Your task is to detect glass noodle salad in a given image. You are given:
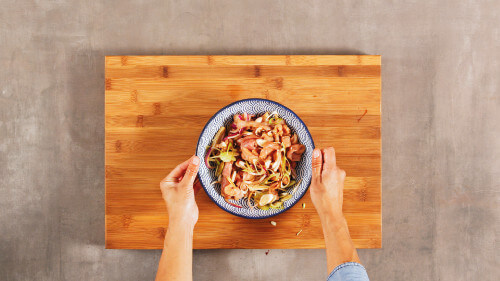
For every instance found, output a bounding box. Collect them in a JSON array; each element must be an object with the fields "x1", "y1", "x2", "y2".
[{"x1": 205, "y1": 112, "x2": 306, "y2": 210}]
